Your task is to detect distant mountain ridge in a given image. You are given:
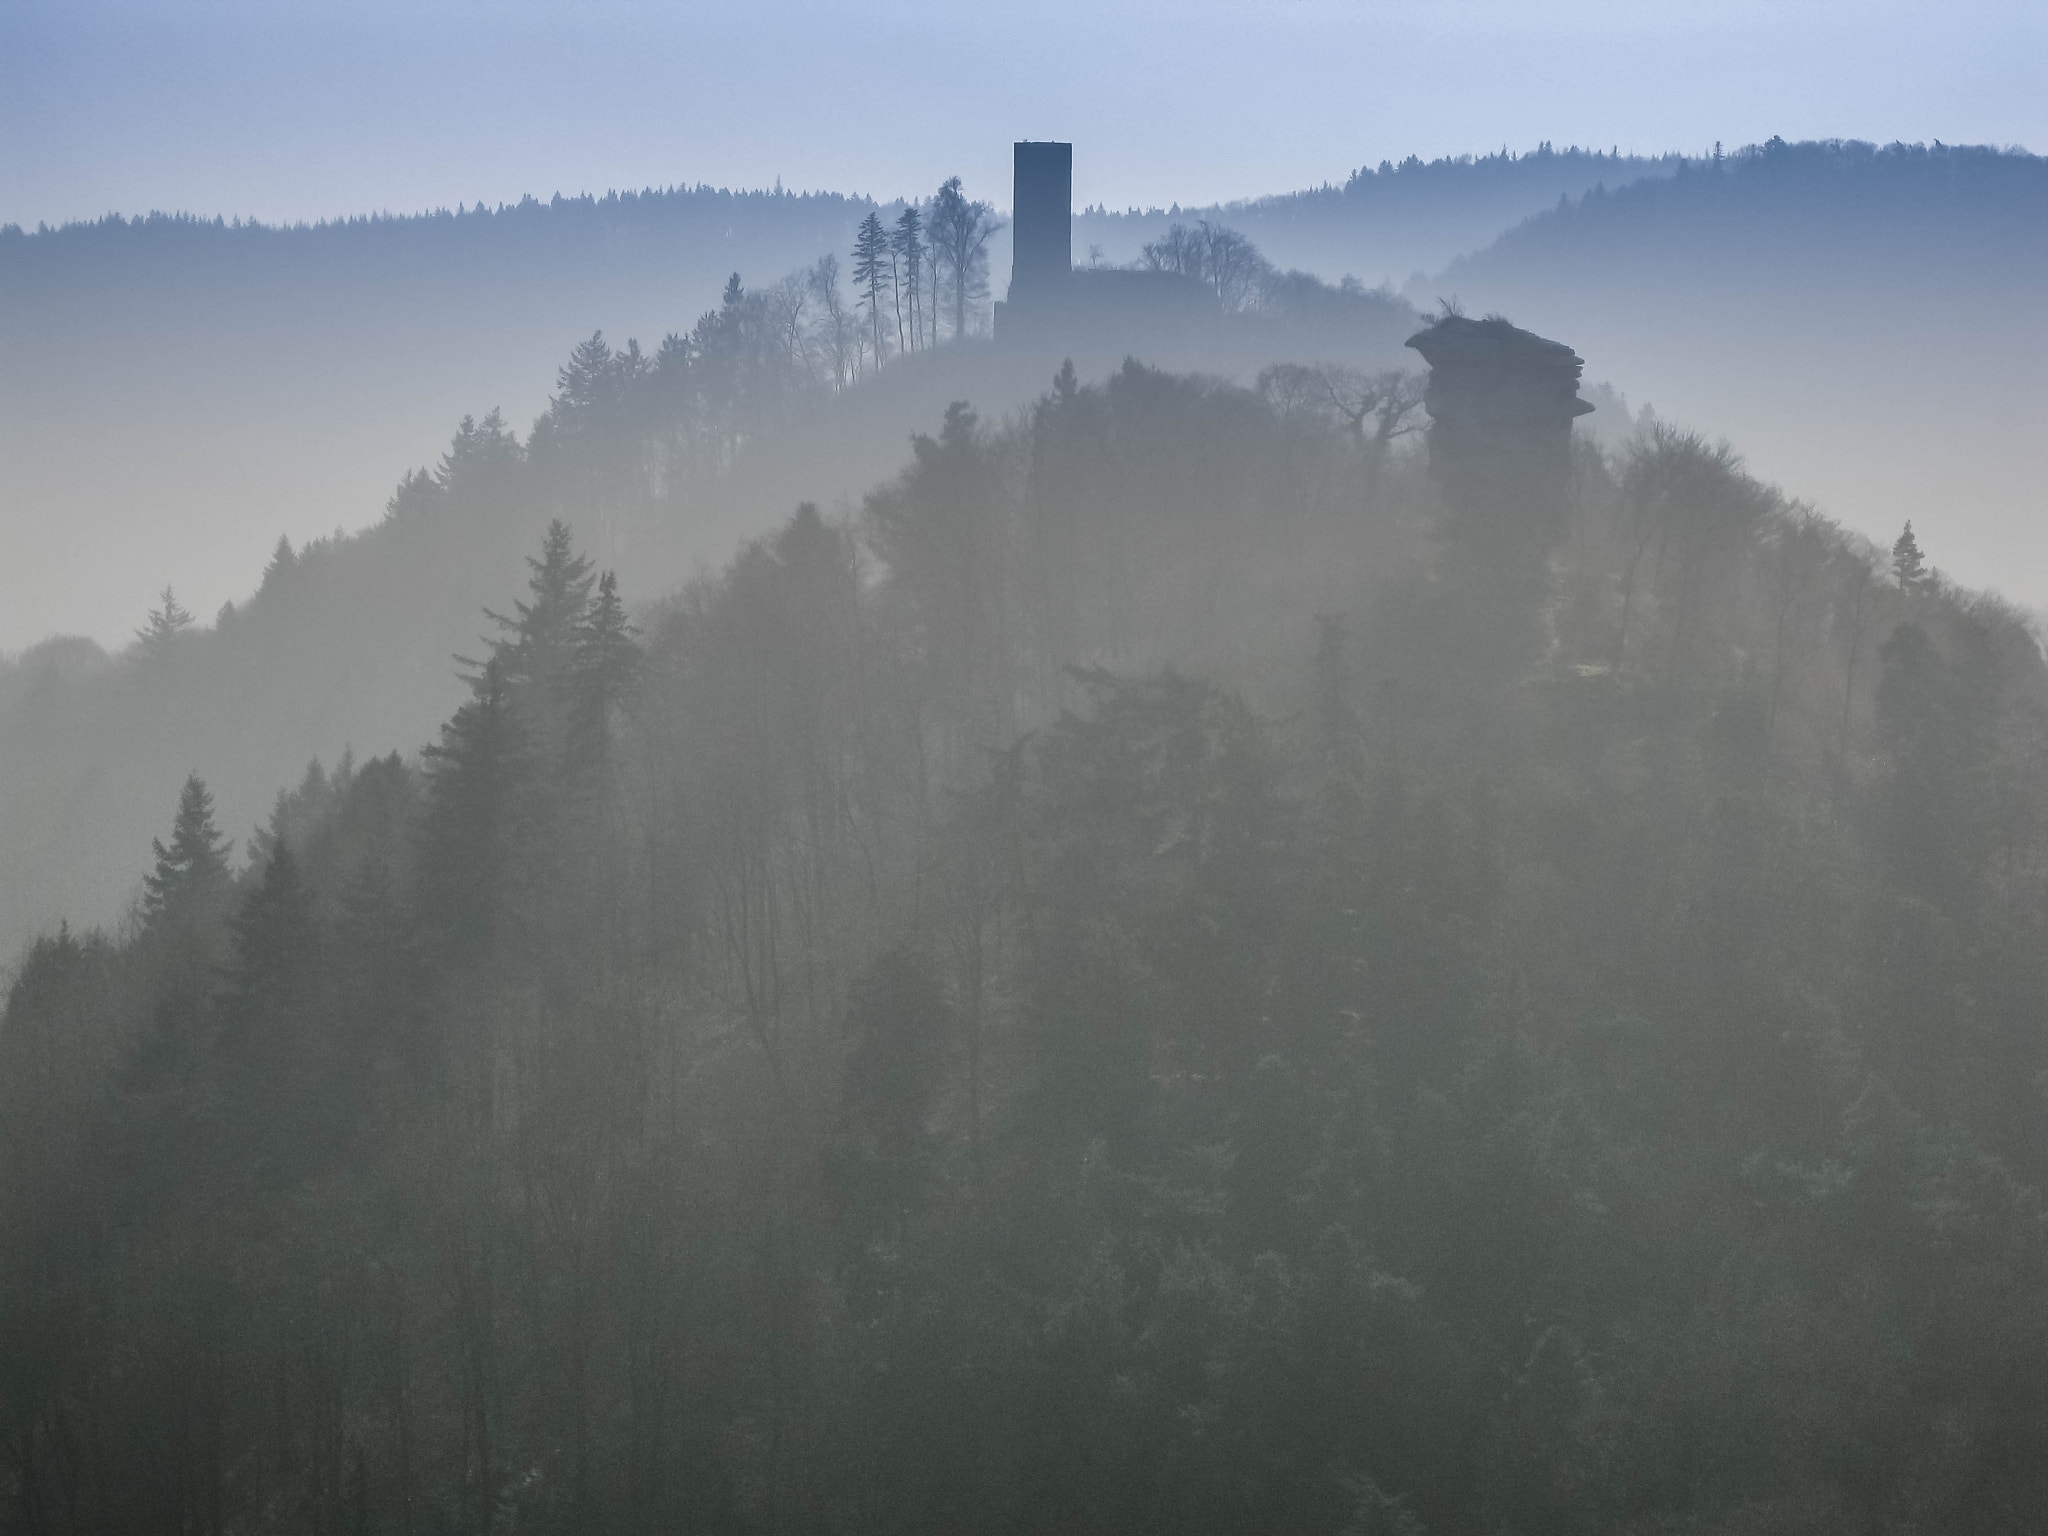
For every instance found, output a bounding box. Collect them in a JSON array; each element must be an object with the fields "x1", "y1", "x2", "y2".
[
  {"x1": 2, "y1": 183, "x2": 881, "y2": 290},
  {"x1": 1077, "y1": 143, "x2": 1687, "y2": 284},
  {"x1": 1430, "y1": 137, "x2": 2048, "y2": 605},
  {"x1": 4, "y1": 143, "x2": 1681, "y2": 285},
  {"x1": 1442, "y1": 138, "x2": 2045, "y2": 291}
]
